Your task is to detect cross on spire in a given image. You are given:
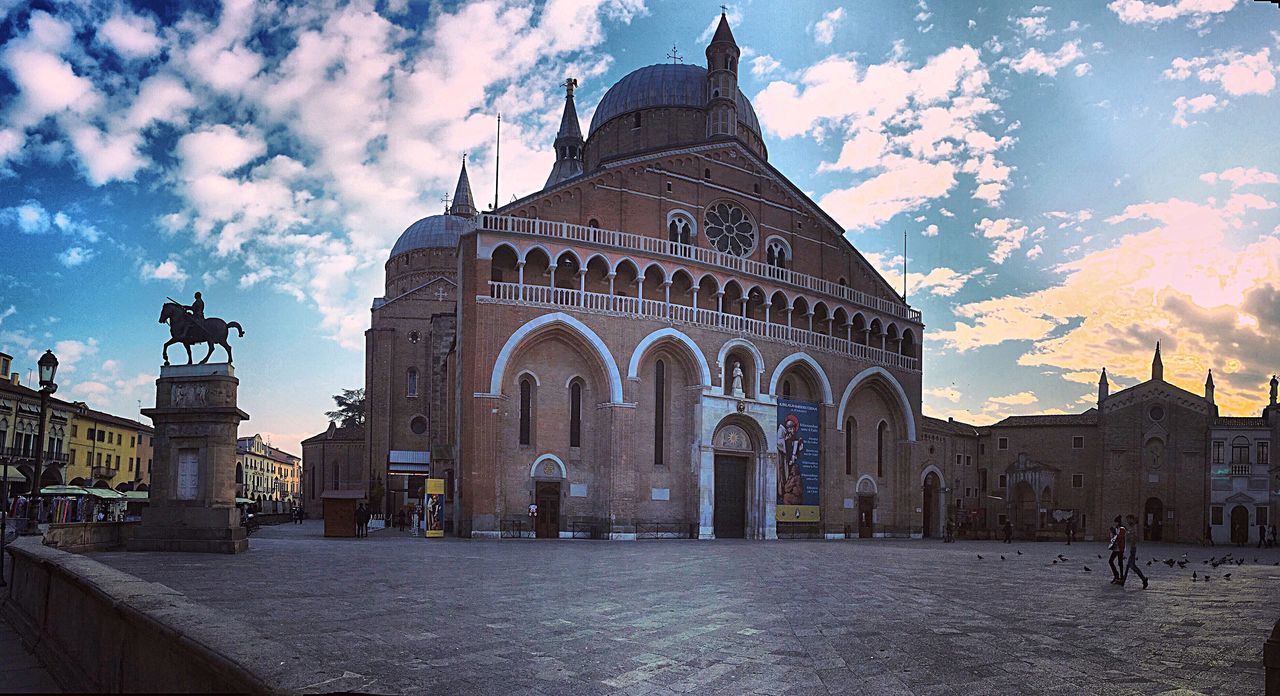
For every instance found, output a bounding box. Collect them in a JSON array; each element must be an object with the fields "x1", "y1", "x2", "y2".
[
  {"x1": 720, "y1": 4, "x2": 728, "y2": 14},
  {"x1": 441, "y1": 192, "x2": 451, "y2": 213},
  {"x1": 666, "y1": 44, "x2": 683, "y2": 64}
]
